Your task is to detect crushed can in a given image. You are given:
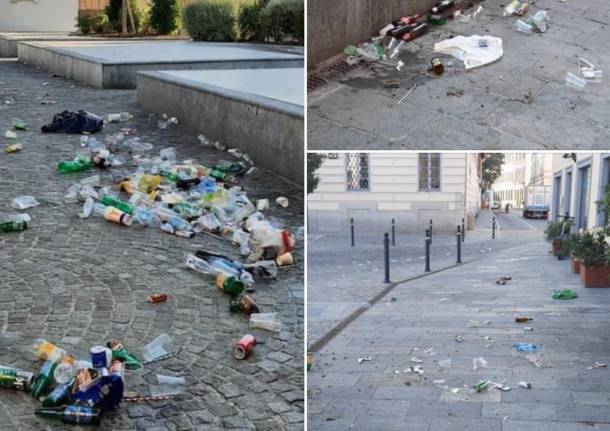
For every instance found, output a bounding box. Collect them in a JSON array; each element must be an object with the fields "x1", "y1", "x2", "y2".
[
  {"x1": 233, "y1": 335, "x2": 256, "y2": 360},
  {"x1": 6, "y1": 143, "x2": 23, "y2": 153}
]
